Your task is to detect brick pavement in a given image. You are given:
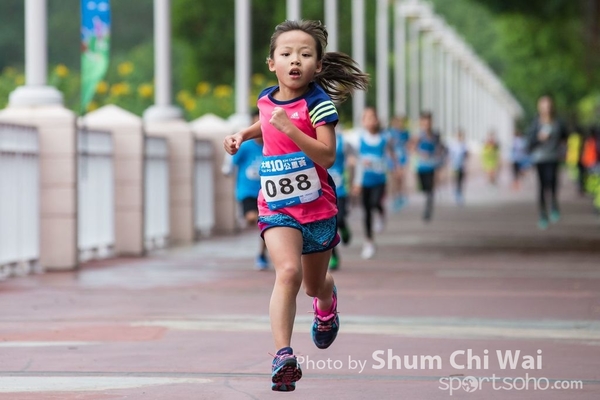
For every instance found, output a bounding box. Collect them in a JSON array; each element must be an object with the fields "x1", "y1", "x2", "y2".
[{"x1": 0, "y1": 170, "x2": 599, "y2": 399}]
